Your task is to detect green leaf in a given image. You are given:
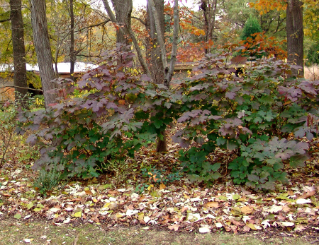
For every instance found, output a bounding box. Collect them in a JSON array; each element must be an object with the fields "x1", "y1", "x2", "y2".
[
  {"x1": 27, "y1": 203, "x2": 34, "y2": 210},
  {"x1": 290, "y1": 154, "x2": 308, "y2": 168},
  {"x1": 232, "y1": 194, "x2": 241, "y2": 200},
  {"x1": 153, "y1": 119, "x2": 163, "y2": 129},
  {"x1": 14, "y1": 213, "x2": 21, "y2": 219}
]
